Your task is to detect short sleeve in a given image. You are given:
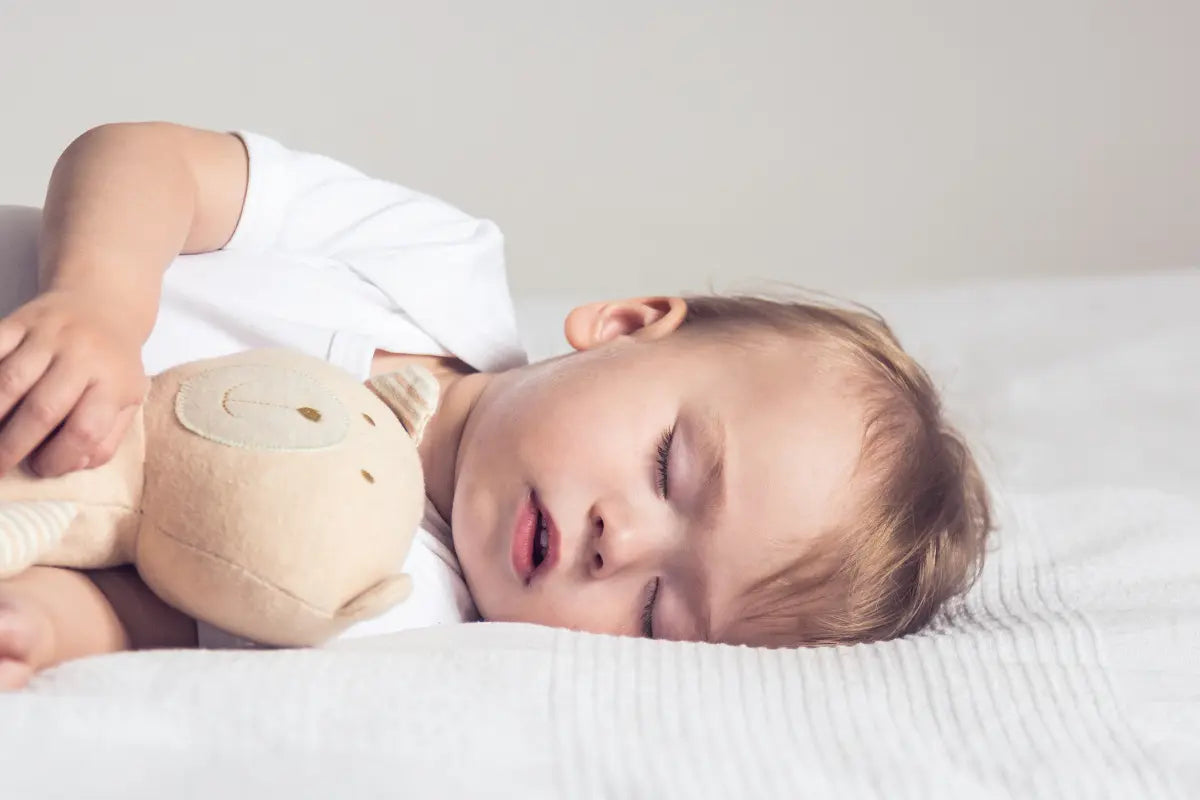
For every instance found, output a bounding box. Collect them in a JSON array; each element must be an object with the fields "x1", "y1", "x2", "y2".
[
  {"x1": 224, "y1": 131, "x2": 494, "y2": 259},
  {"x1": 222, "y1": 132, "x2": 295, "y2": 251},
  {"x1": 220, "y1": 132, "x2": 527, "y2": 373}
]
